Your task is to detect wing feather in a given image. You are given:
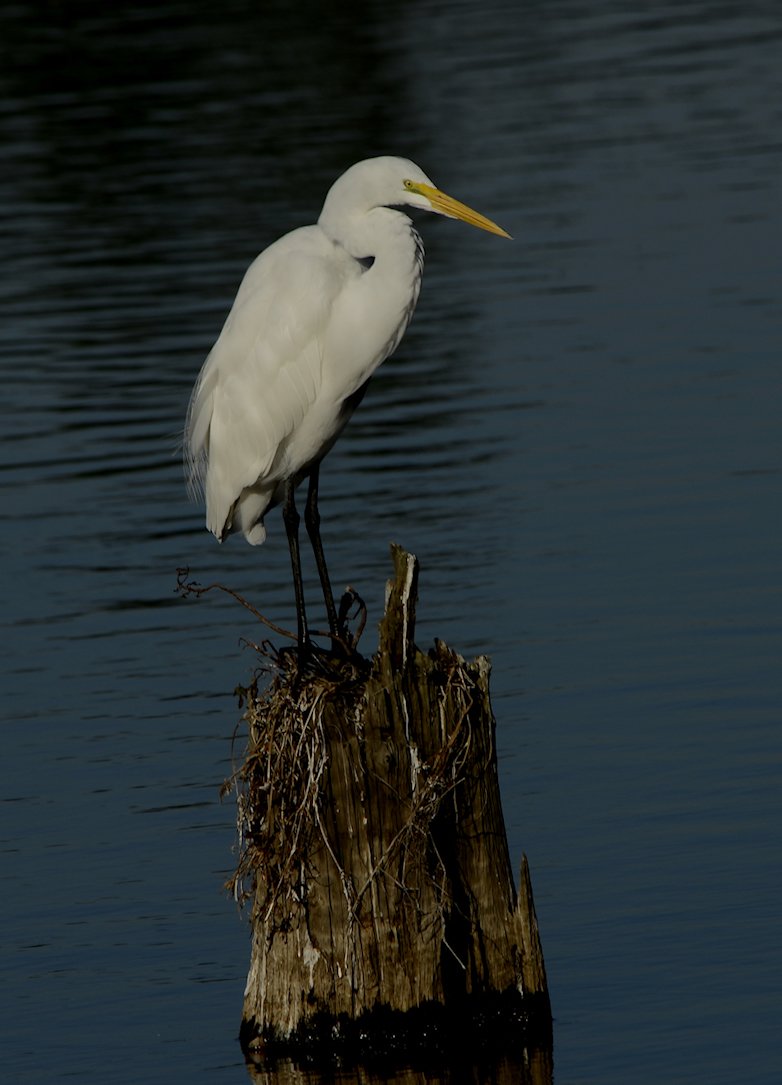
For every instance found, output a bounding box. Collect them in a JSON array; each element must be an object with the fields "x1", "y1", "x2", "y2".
[{"x1": 185, "y1": 226, "x2": 350, "y2": 539}]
